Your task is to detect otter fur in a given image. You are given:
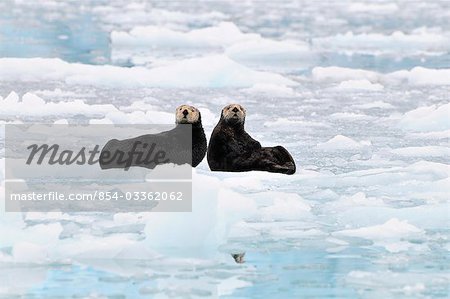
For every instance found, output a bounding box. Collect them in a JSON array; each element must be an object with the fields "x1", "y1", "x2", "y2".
[
  {"x1": 99, "y1": 105, "x2": 206, "y2": 170},
  {"x1": 207, "y1": 104, "x2": 295, "y2": 175}
]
